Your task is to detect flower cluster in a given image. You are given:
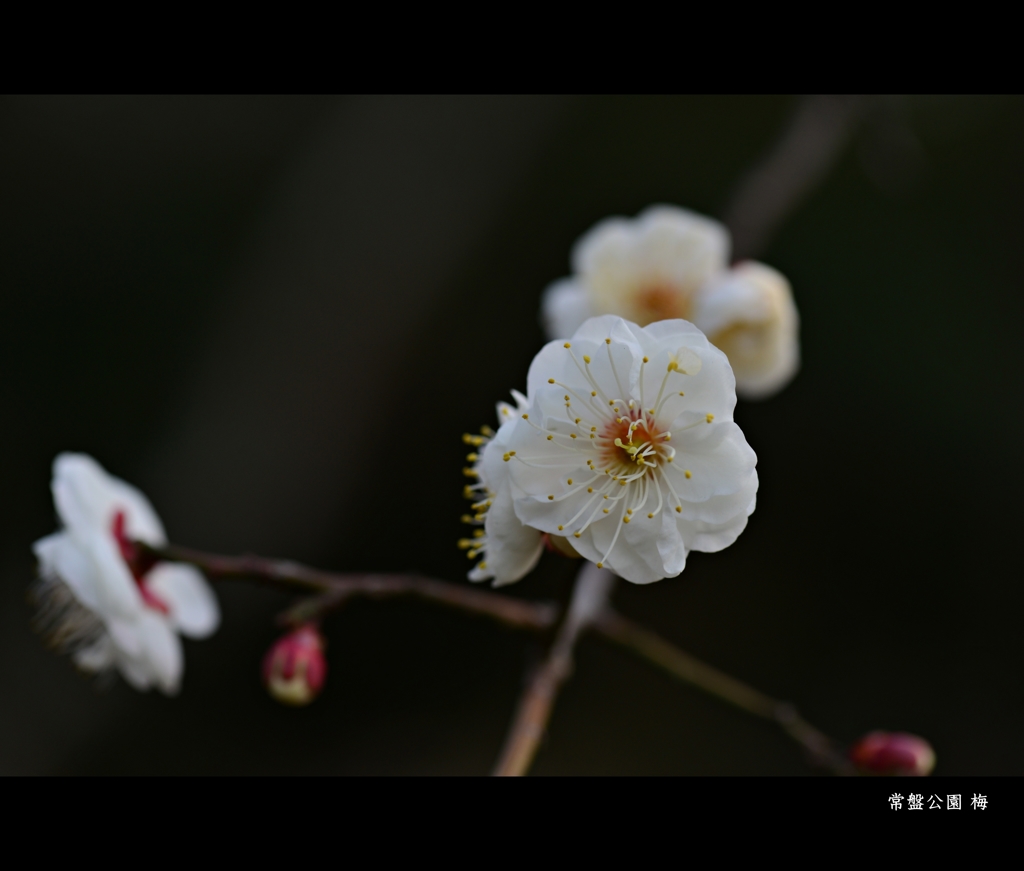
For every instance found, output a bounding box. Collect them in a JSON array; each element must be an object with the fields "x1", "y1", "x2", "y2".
[
  {"x1": 541, "y1": 205, "x2": 799, "y2": 399},
  {"x1": 32, "y1": 454, "x2": 219, "y2": 694},
  {"x1": 461, "y1": 315, "x2": 757, "y2": 586}
]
